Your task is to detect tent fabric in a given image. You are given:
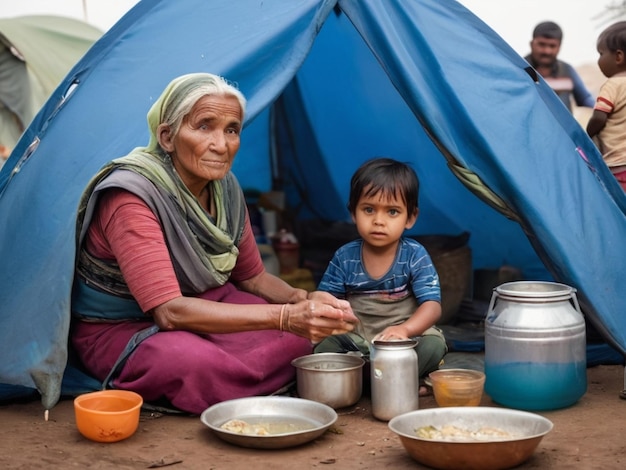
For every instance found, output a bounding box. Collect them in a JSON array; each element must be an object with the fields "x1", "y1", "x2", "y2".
[
  {"x1": 0, "y1": 0, "x2": 624, "y2": 410},
  {"x1": 0, "y1": 15, "x2": 101, "y2": 156}
]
